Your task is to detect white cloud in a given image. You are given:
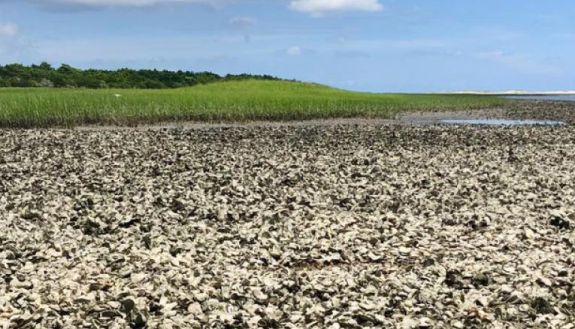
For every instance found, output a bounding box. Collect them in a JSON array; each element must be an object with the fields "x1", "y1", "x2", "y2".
[
  {"x1": 286, "y1": 46, "x2": 302, "y2": 56},
  {"x1": 27, "y1": 0, "x2": 384, "y2": 13},
  {"x1": 33, "y1": 0, "x2": 228, "y2": 8},
  {"x1": 0, "y1": 23, "x2": 19, "y2": 37},
  {"x1": 475, "y1": 50, "x2": 562, "y2": 76},
  {"x1": 289, "y1": 0, "x2": 383, "y2": 15},
  {"x1": 0, "y1": 23, "x2": 36, "y2": 63},
  {"x1": 6, "y1": 0, "x2": 384, "y2": 15},
  {"x1": 229, "y1": 17, "x2": 255, "y2": 29}
]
